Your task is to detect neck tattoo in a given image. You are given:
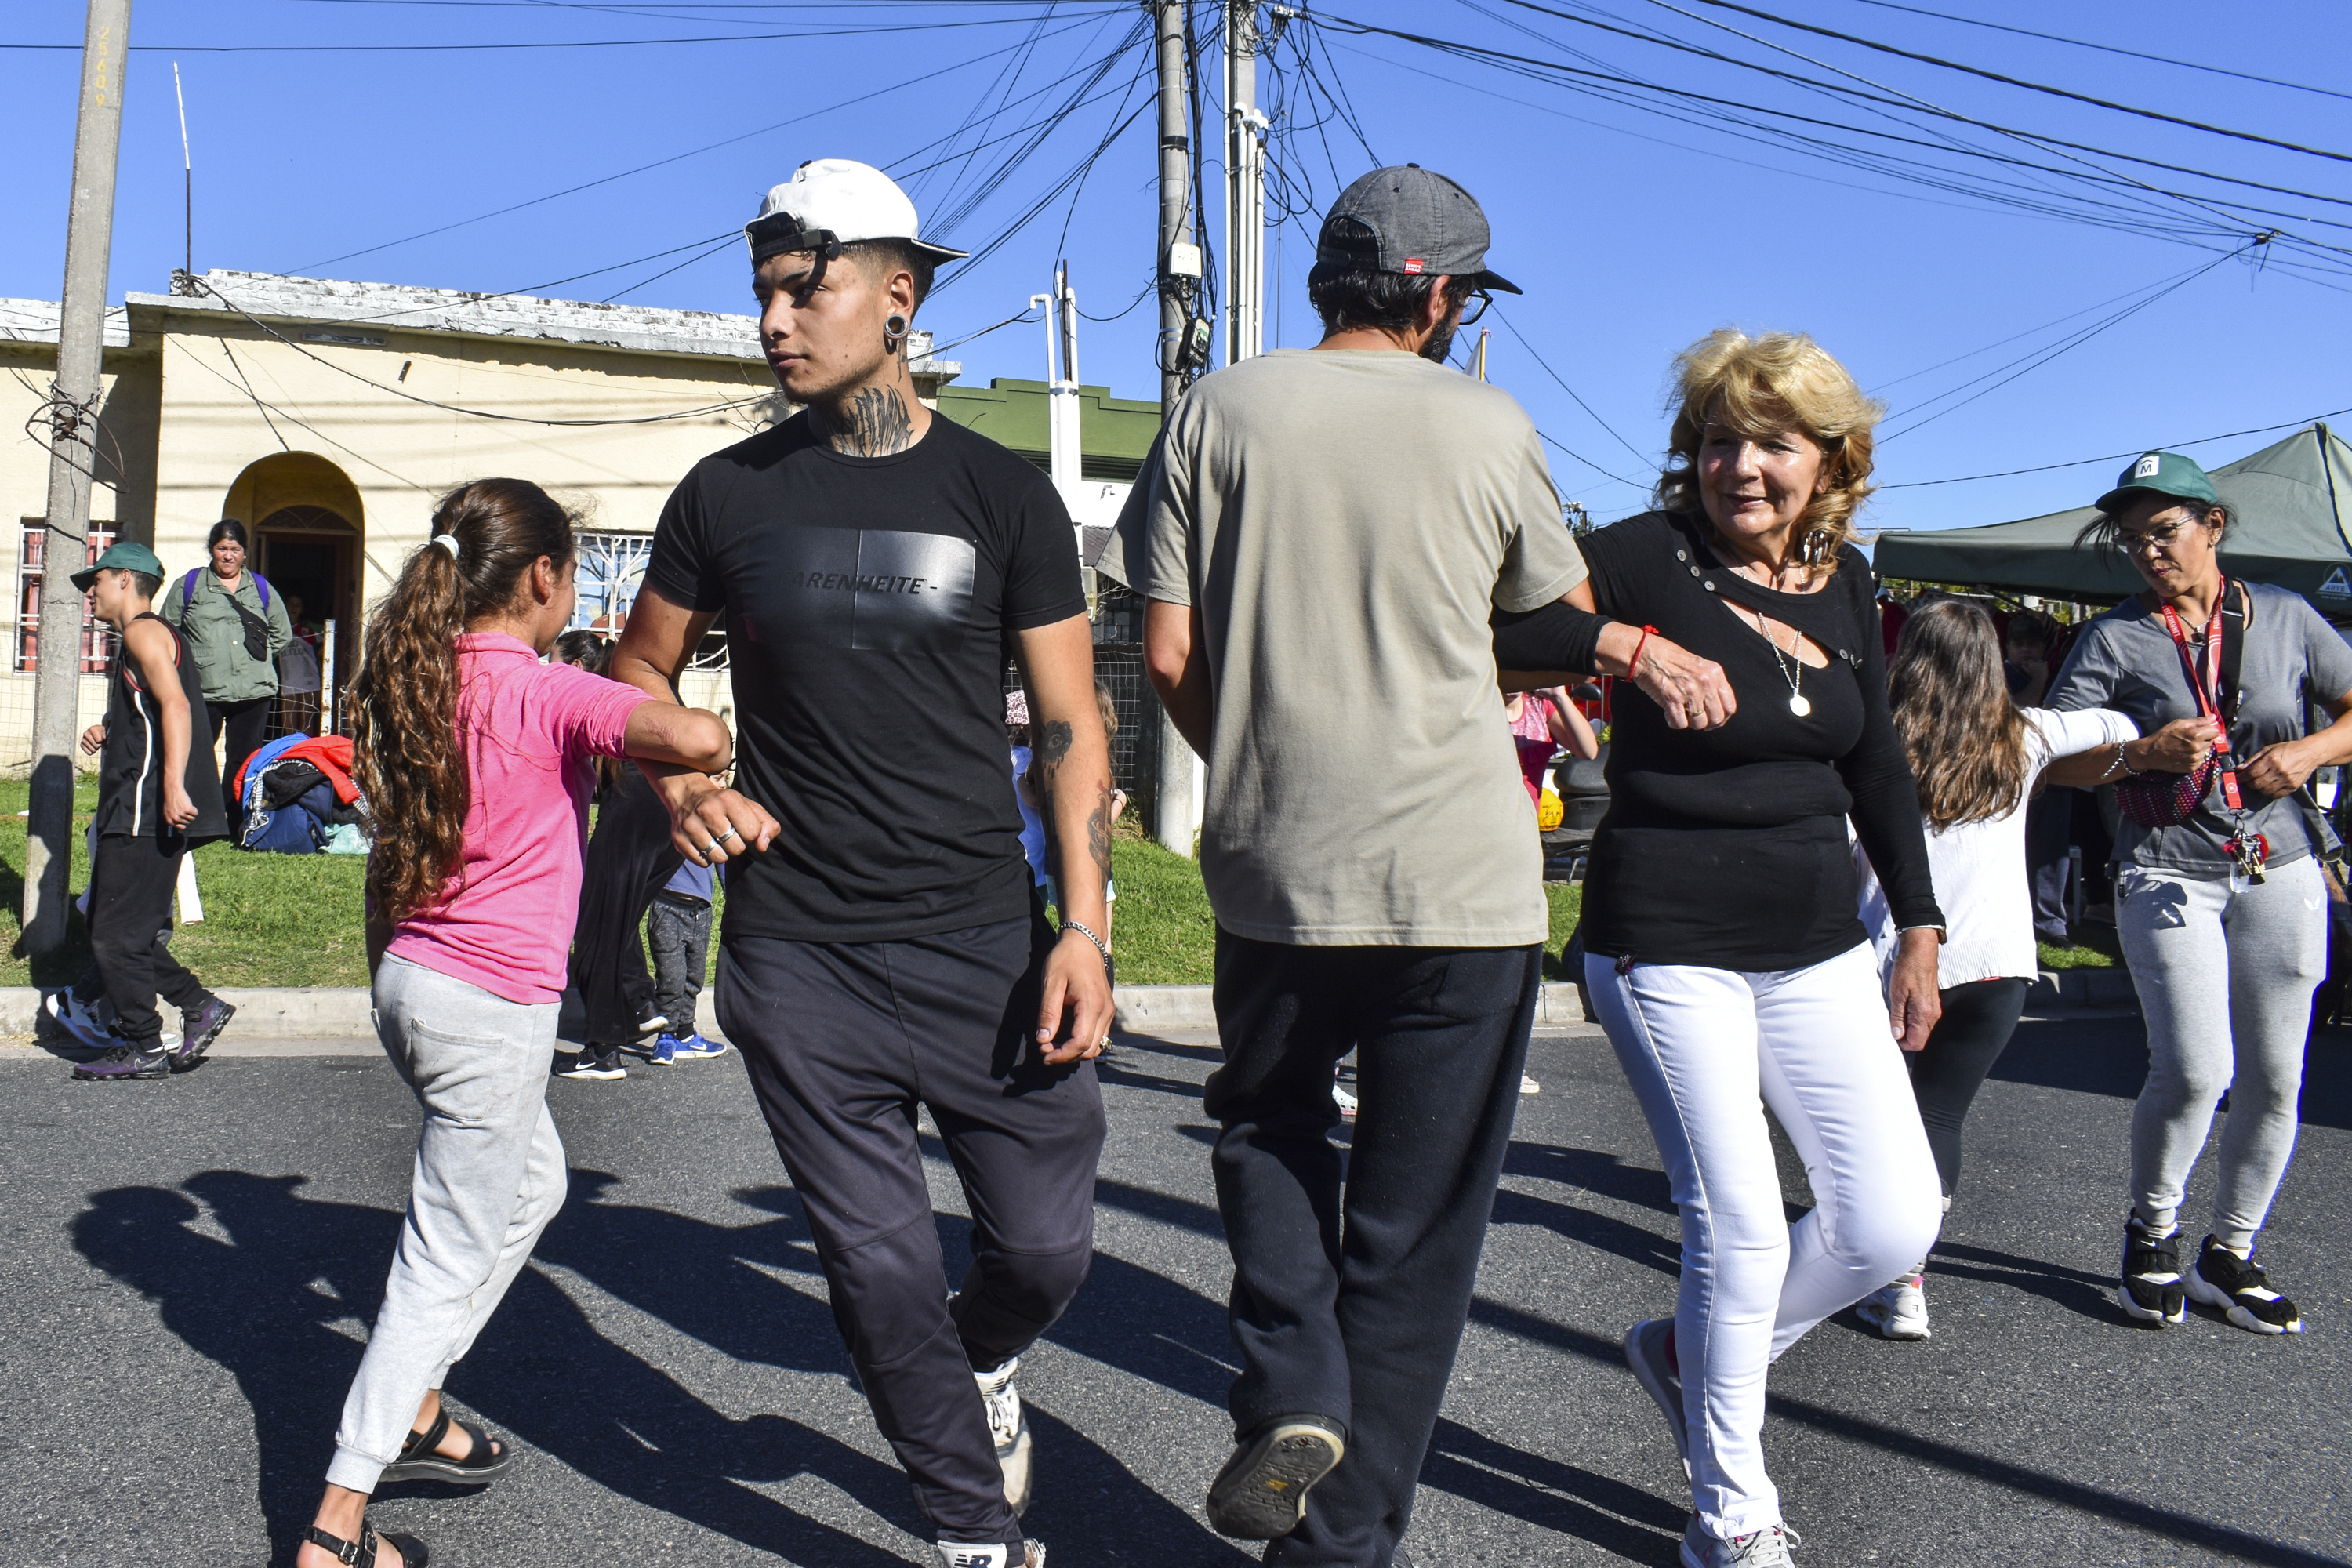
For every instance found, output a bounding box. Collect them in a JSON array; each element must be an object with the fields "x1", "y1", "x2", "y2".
[{"x1": 819, "y1": 384, "x2": 915, "y2": 457}]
